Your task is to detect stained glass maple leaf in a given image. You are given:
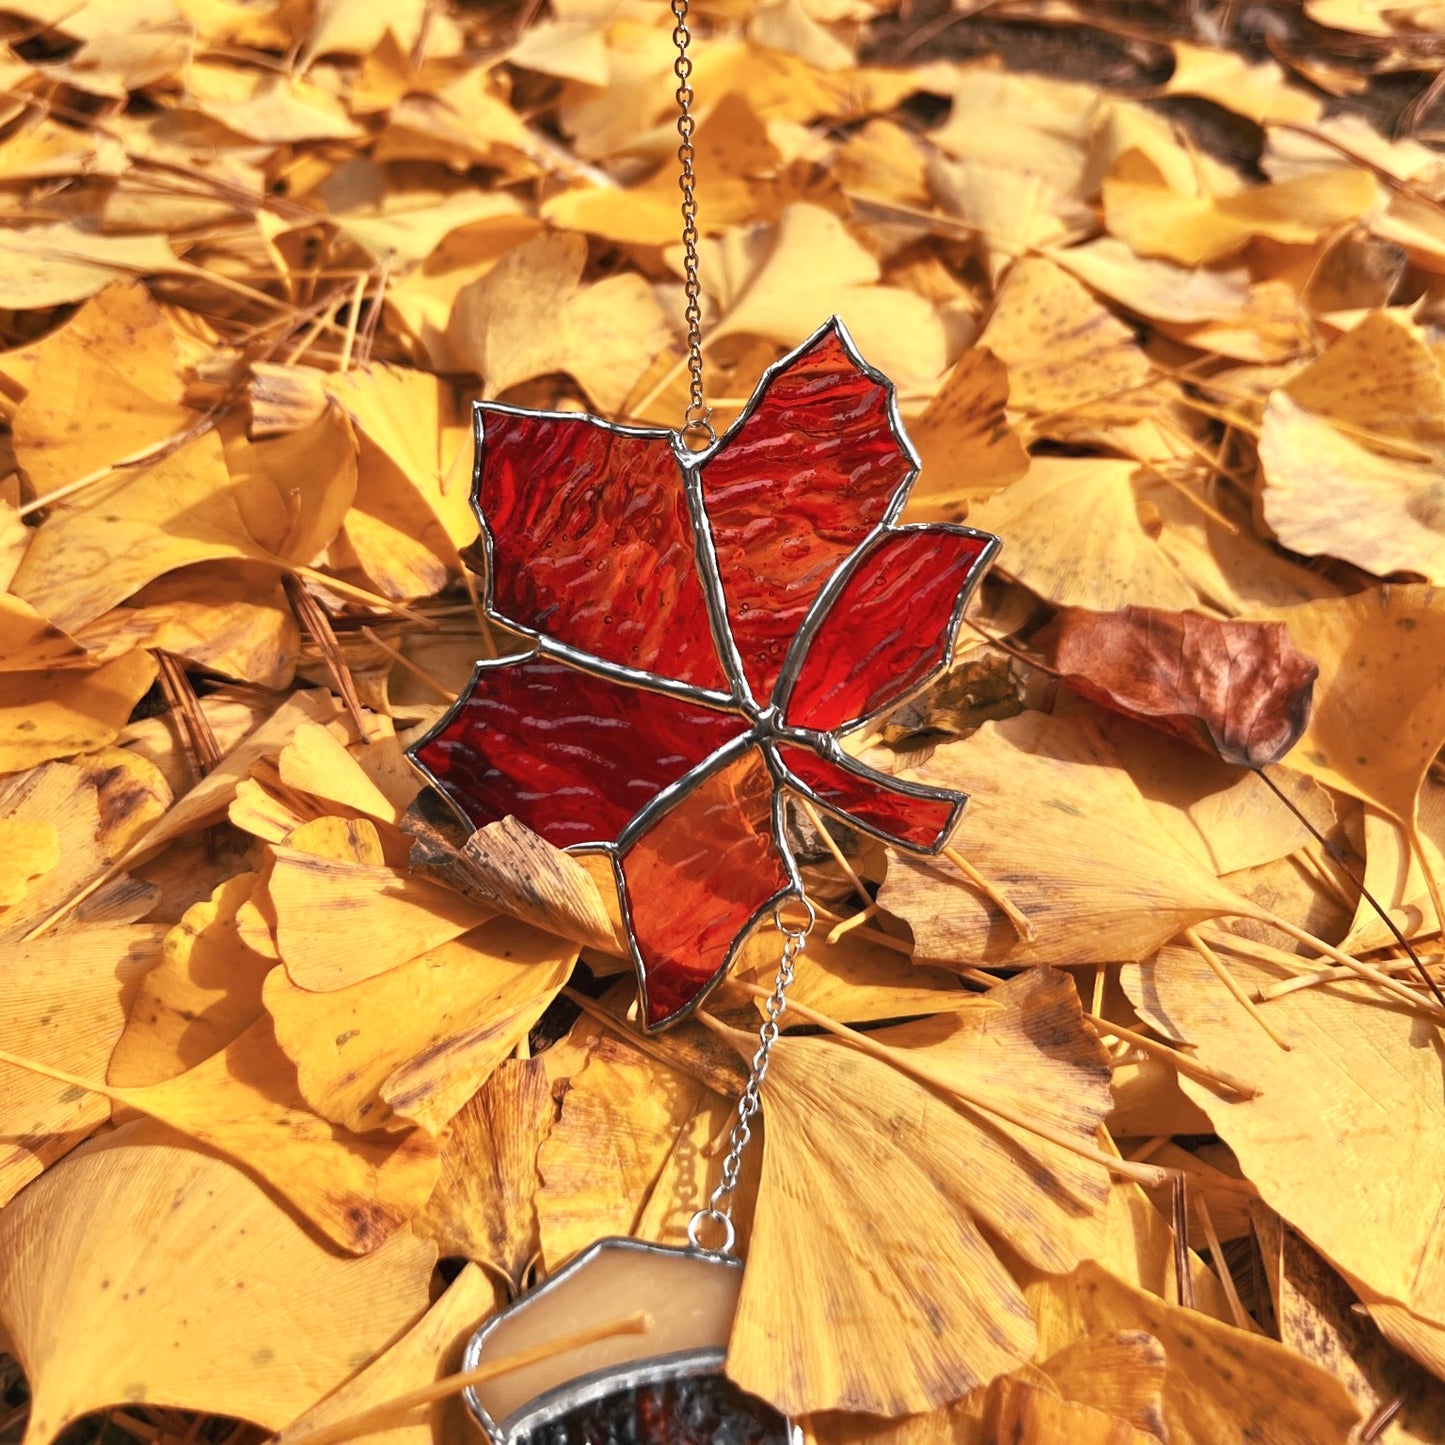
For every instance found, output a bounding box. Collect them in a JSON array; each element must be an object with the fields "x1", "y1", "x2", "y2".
[{"x1": 409, "y1": 318, "x2": 999, "y2": 1030}]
